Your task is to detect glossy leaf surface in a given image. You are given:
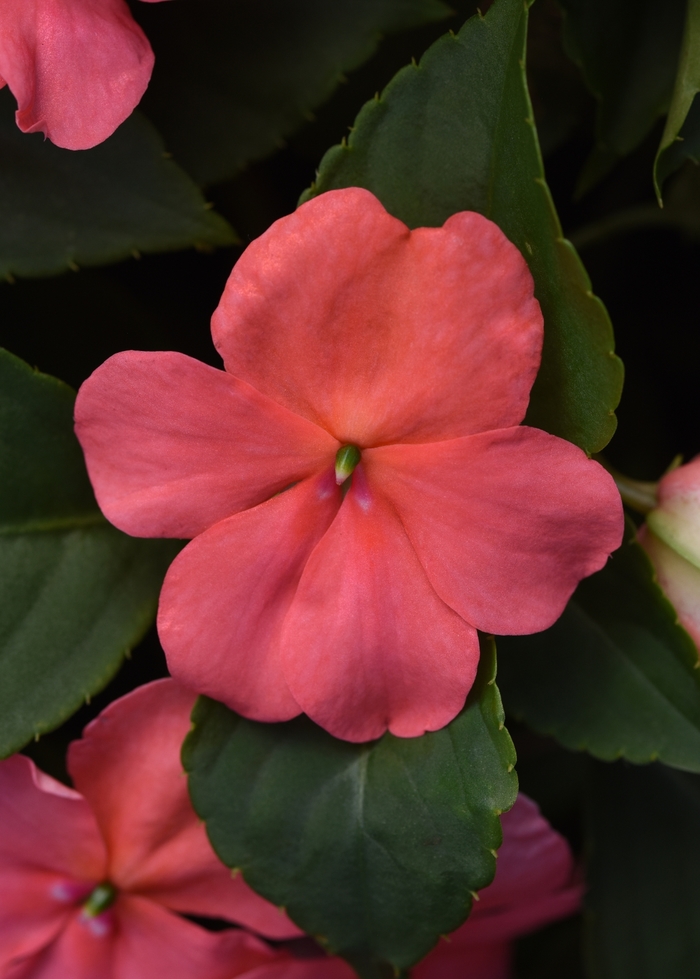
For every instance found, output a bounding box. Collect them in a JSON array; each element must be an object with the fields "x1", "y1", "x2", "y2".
[
  {"x1": 498, "y1": 520, "x2": 700, "y2": 772},
  {"x1": 184, "y1": 639, "x2": 517, "y2": 979},
  {"x1": 0, "y1": 350, "x2": 179, "y2": 756},
  {"x1": 586, "y1": 760, "x2": 700, "y2": 978},
  {"x1": 655, "y1": 0, "x2": 700, "y2": 199},
  {"x1": 0, "y1": 90, "x2": 235, "y2": 280},
  {"x1": 137, "y1": 0, "x2": 451, "y2": 186},
  {"x1": 559, "y1": 0, "x2": 686, "y2": 191},
  {"x1": 302, "y1": 0, "x2": 622, "y2": 454}
]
